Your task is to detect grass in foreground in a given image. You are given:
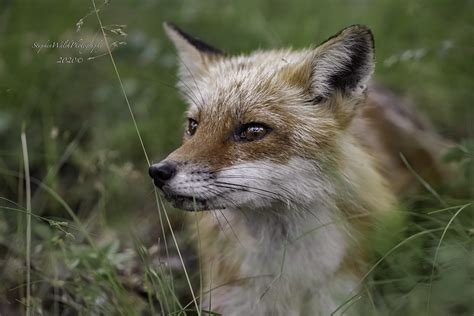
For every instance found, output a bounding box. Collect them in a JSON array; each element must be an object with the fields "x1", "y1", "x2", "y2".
[{"x1": 0, "y1": 0, "x2": 473, "y2": 315}]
